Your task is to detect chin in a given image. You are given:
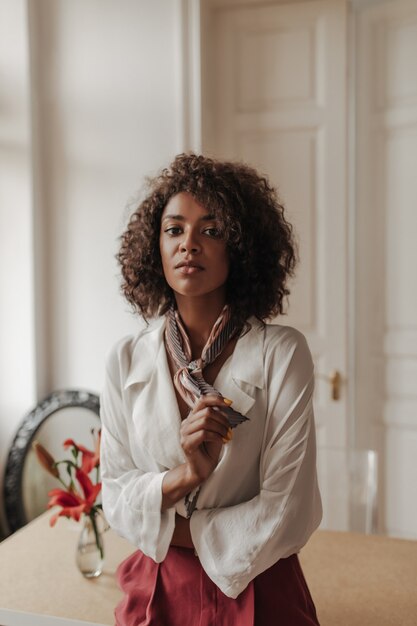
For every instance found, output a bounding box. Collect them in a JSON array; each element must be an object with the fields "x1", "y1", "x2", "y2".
[{"x1": 172, "y1": 284, "x2": 227, "y2": 300}]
